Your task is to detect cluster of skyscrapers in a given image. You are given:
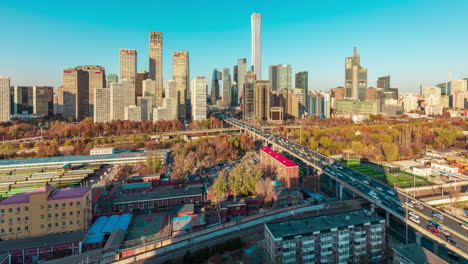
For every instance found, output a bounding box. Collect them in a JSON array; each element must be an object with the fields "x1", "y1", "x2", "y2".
[{"x1": 0, "y1": 13, "x2": 467, "y2": 124}]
